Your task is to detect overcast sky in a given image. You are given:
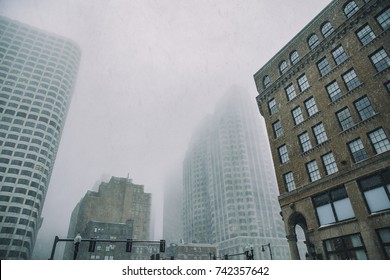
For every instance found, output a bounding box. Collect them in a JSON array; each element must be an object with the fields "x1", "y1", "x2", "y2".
[{"x1": 0, "y1": 0, "x2": 331, "y2": 259}]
